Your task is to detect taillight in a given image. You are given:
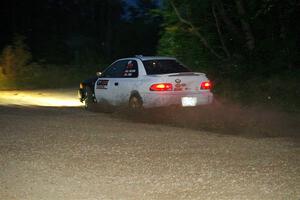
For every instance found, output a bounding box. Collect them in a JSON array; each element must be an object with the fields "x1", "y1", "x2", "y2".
[
  {"x1": 200, "y1": 81, "x2": 212, "y2": 90},
  {"x1": 150, "y1": 83, "x2": 173, "y2": 91}
]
